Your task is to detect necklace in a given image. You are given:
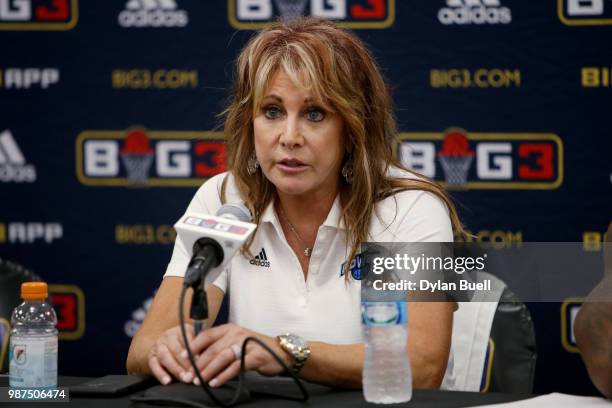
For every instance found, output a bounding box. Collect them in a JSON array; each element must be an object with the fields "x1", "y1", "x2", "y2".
[{"x1": 278, "y1": 206, "x2": 312, "y2": 258}]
